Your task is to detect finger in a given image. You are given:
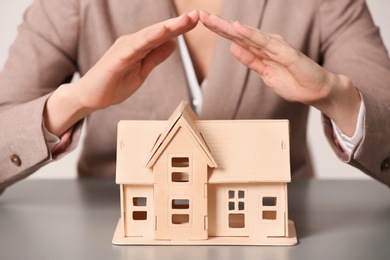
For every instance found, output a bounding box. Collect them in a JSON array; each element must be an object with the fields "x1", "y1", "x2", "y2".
[
  {"x1": 201, "y1": 12, "x2": 293, "y2": 65},
  {"x1": 201, "y1": 11, "x2": 272, "y2": 50},
  {"x1": 134, "y1": 10, "x2": 199, "y2": 52},
  {"x1": 200, "y1": 12, "x2": 283, "y2": 62},
  {"x1": 232, "y1": 39, "x2": 271, "y2": 61},
  {"x1": 232, "y1": 21, "x2": 296, "y2": 65},
  {"x1": 230, "y1": 43, "x2": 267, "y2": 76},
  {"x1": 200, "y1": 11, "x2": 242, "y2": 42},
  {"x1": 110, "y1": 10, "x2": 198, "y2": 69}
]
